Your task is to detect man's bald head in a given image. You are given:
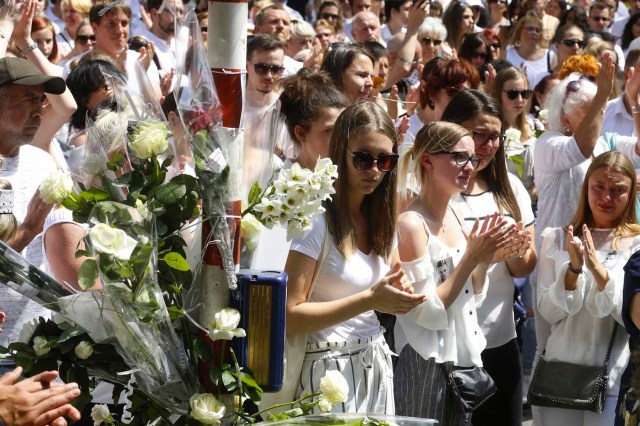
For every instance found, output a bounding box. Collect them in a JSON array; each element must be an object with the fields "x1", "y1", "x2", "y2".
[{"x1": 351, "y1": 11, "x2": 381, "y2": 43}]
